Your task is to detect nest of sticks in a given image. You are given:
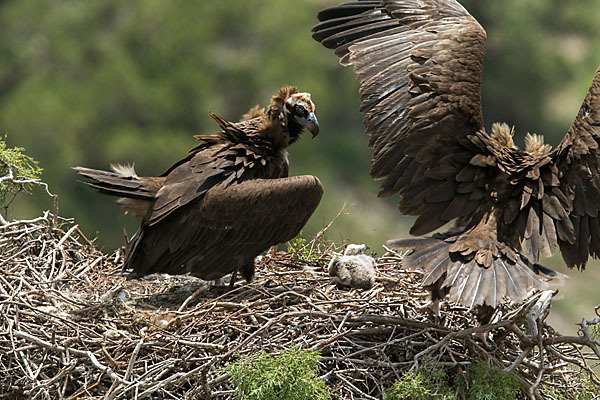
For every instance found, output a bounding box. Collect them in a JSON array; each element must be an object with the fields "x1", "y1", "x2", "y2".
[{"x1": 1, "y1": 210, "x2": 600, "y2": 399}]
